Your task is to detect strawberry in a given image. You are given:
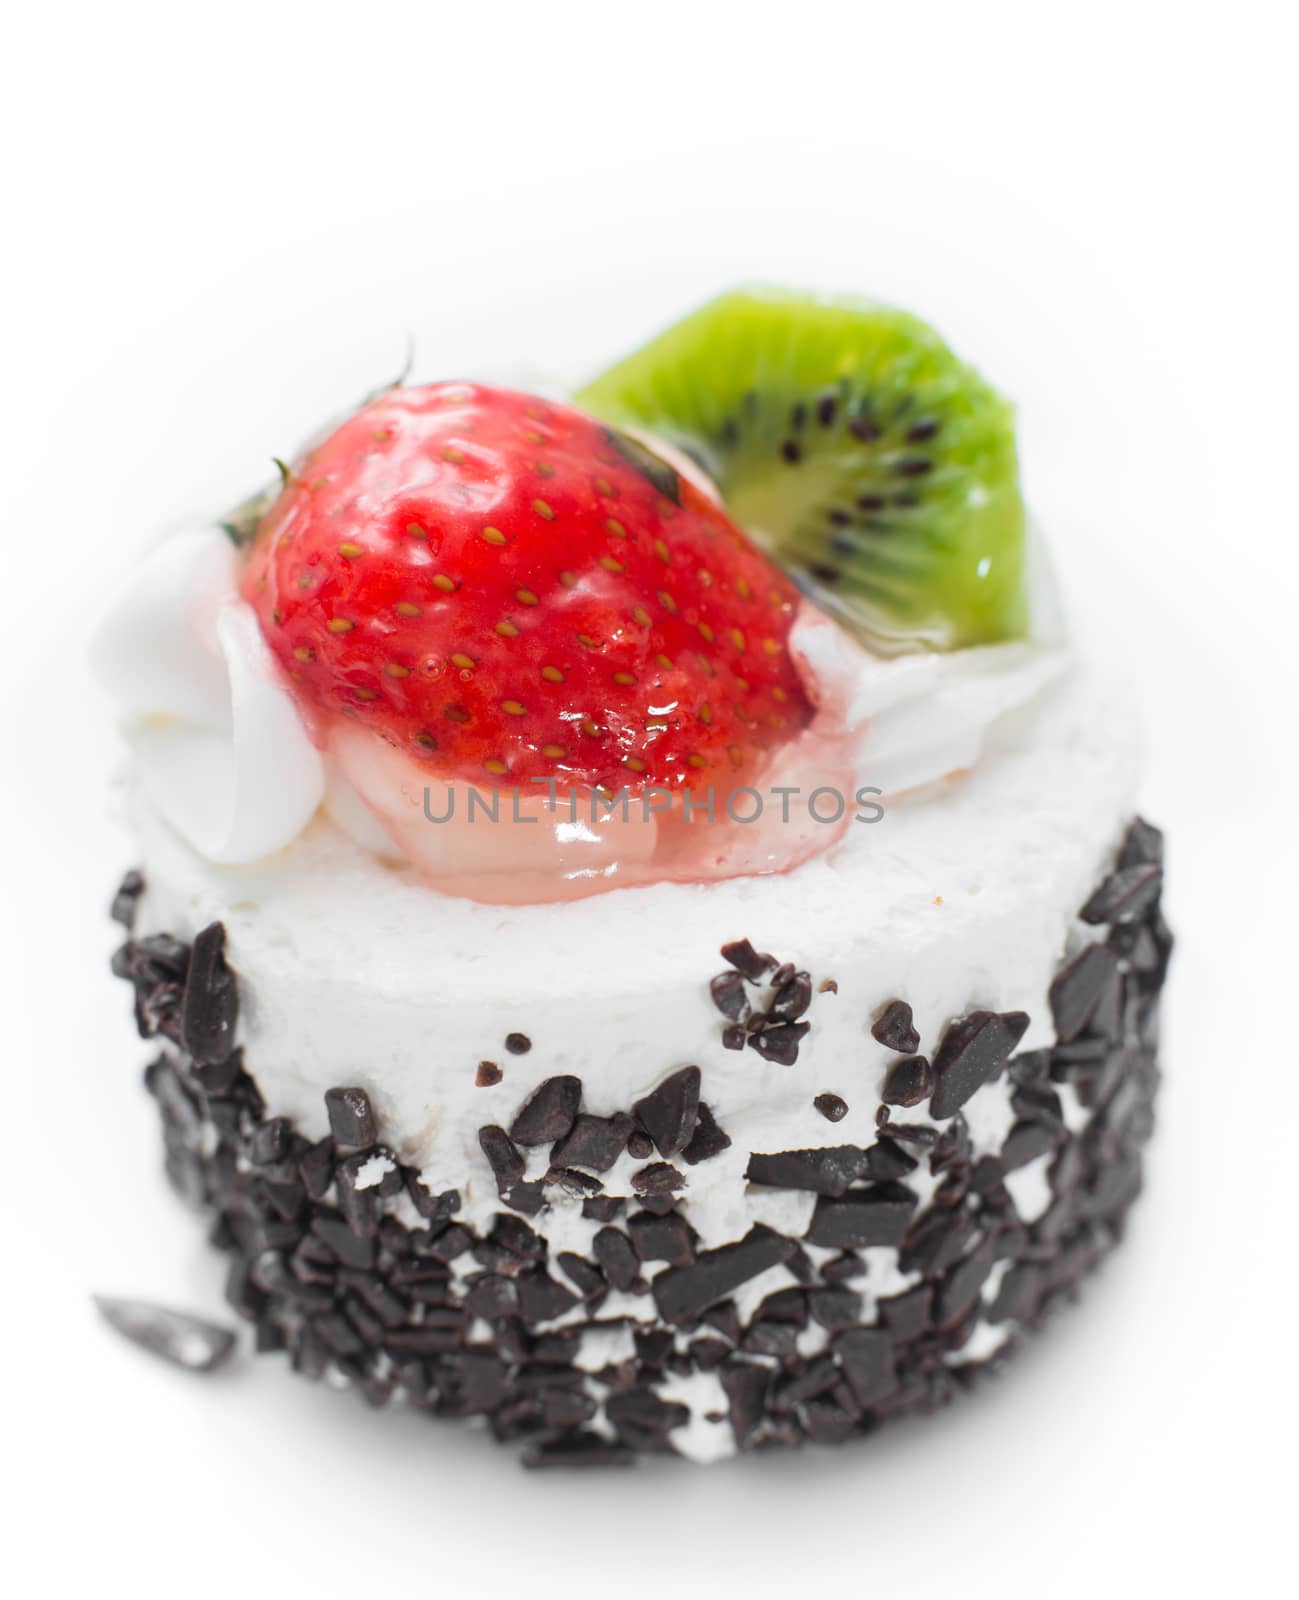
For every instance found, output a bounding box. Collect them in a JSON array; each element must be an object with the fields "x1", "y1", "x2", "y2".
[{"x1": 241, "y1": 383, "x2": 813, "y2": 791}]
